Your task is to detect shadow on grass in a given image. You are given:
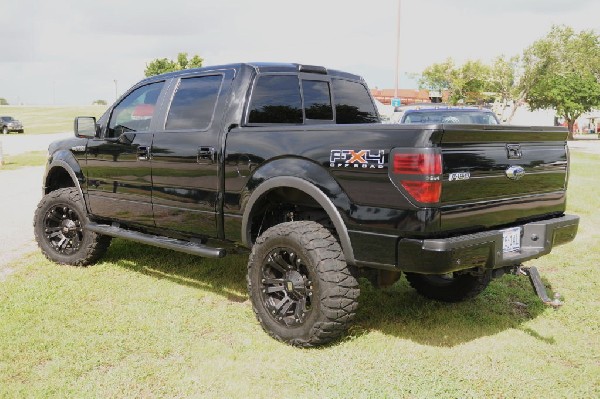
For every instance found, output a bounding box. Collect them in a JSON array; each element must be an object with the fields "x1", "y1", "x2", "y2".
[
  {"x1": 103, "y1": 239, "x2": 249, "y2": 303},
  {"x1": 352, "y1": 275, "x2": 551, "y2": 347},
  {"x1": 104, "y1": 239, "x2": 553, "y2": 347}
]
